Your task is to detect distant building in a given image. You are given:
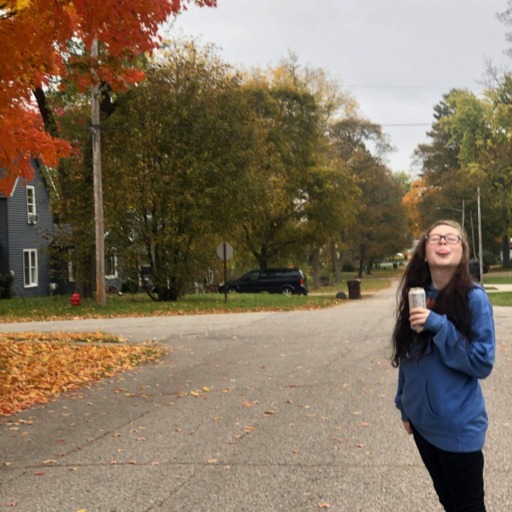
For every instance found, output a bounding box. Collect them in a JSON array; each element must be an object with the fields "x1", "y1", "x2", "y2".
[{"x1": 0, "y1": 162, "x2": 56, "y2": 297}]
